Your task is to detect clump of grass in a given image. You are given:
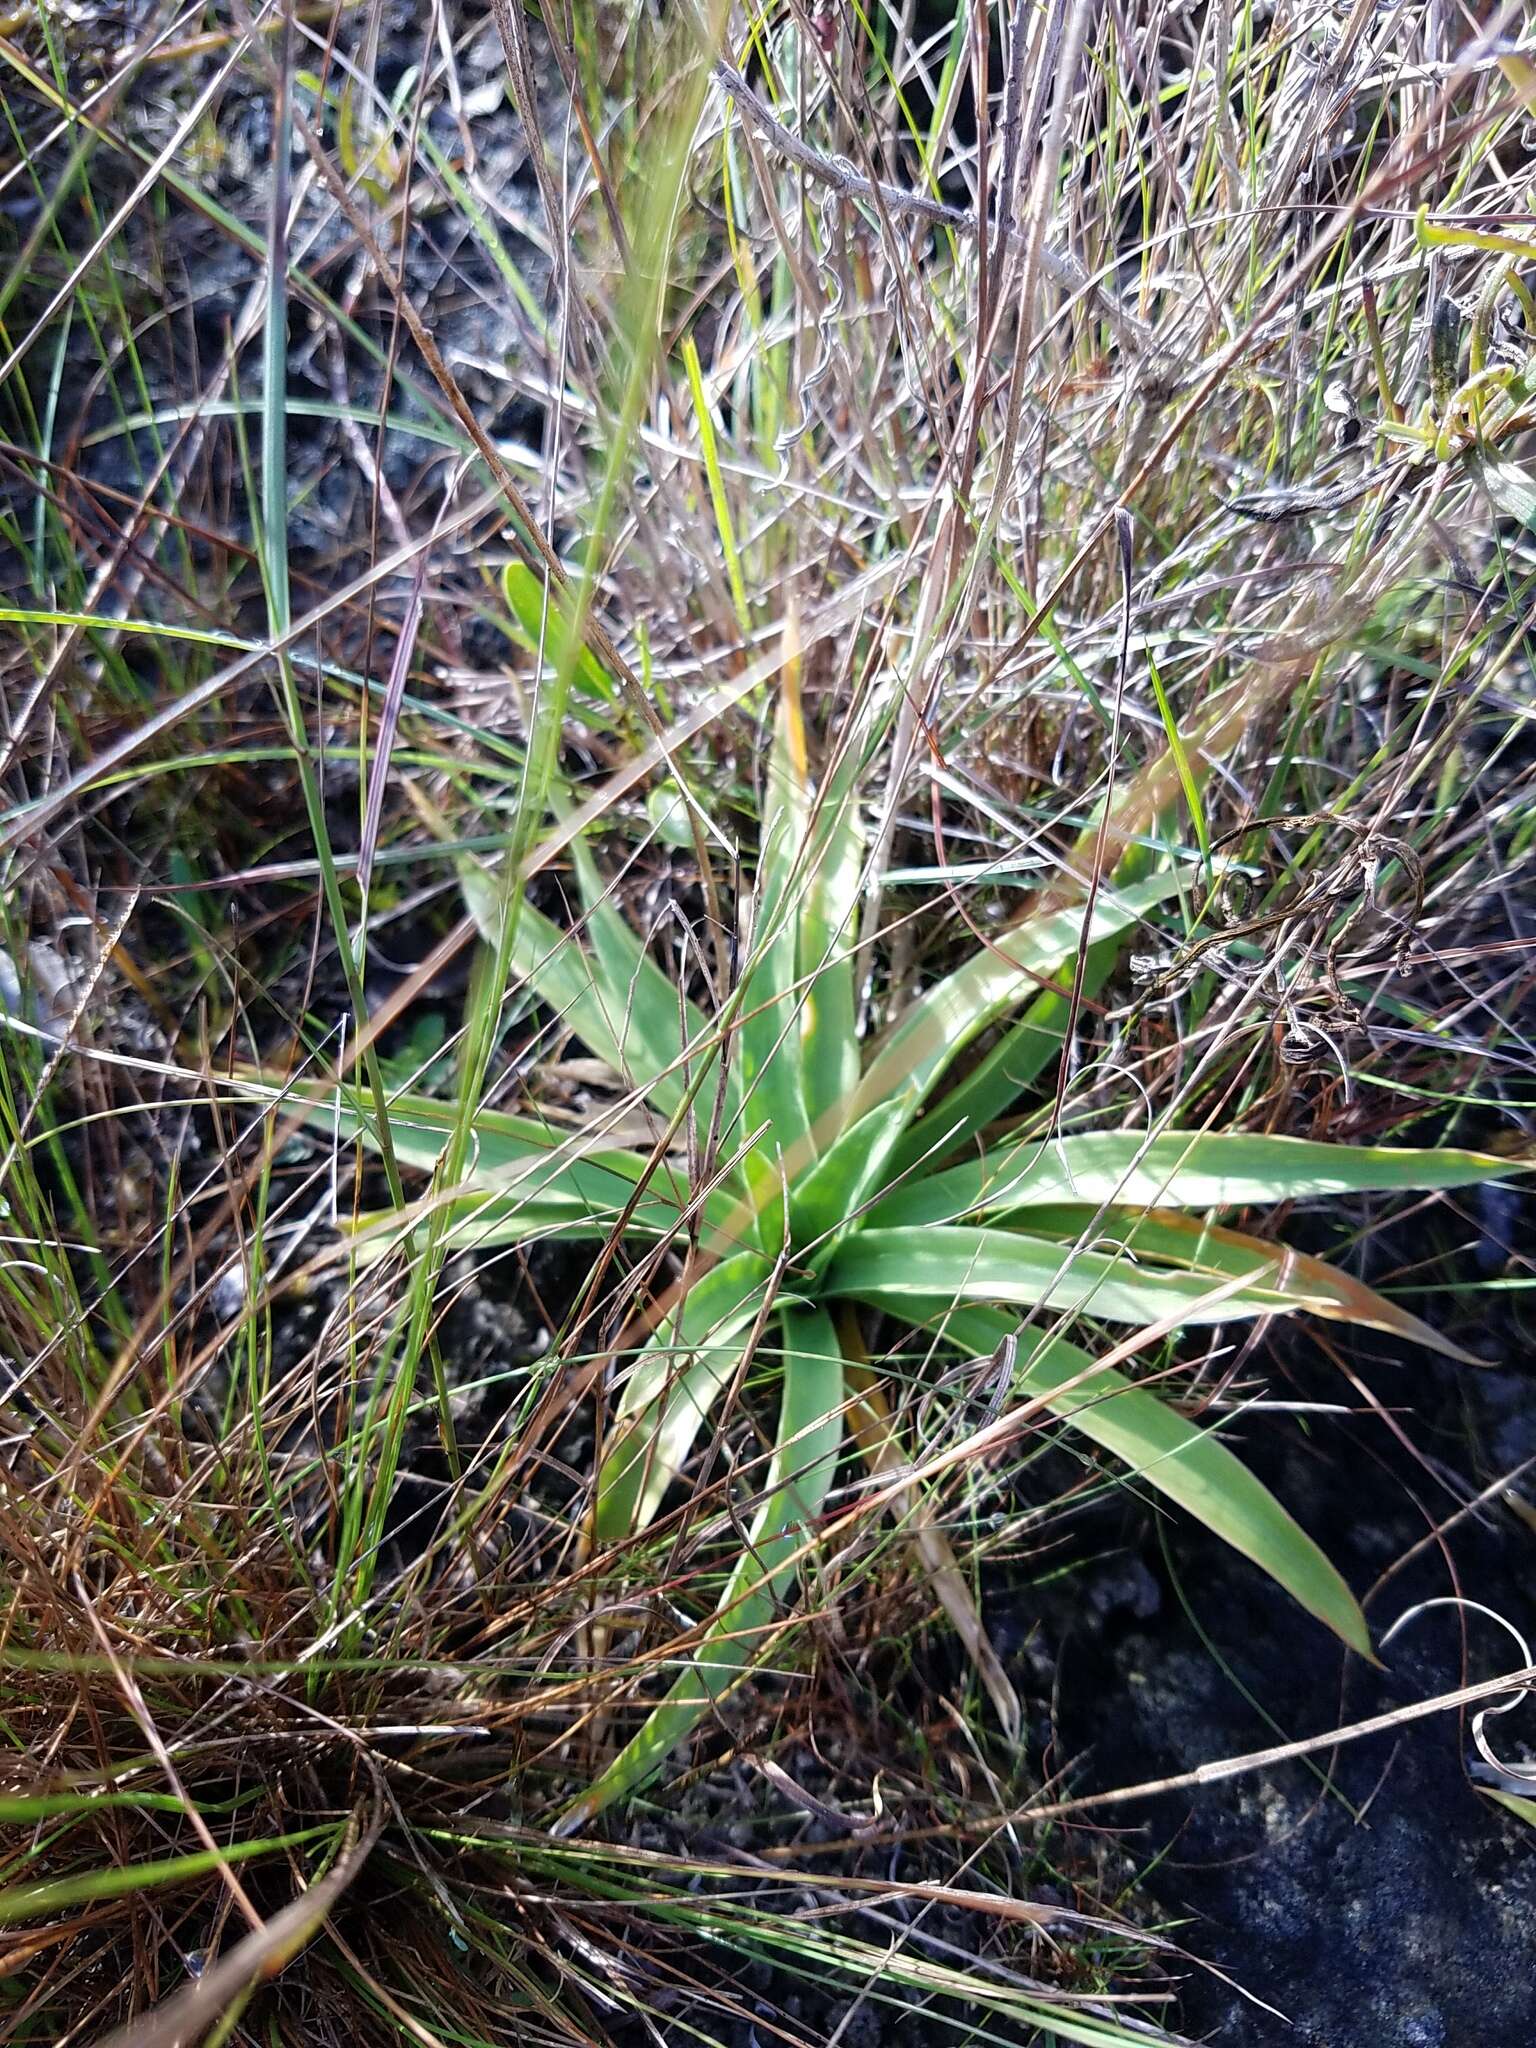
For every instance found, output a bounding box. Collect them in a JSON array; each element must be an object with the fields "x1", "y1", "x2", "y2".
[{"x1": 3, "y1": 0, "x2": 1535, "y2": 2042}]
